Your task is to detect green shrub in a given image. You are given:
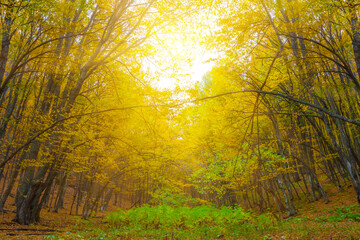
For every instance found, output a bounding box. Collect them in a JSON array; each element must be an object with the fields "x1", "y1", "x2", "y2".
[{"x1": 107, "y1": 204, "x2": 276, "y2": 239}]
